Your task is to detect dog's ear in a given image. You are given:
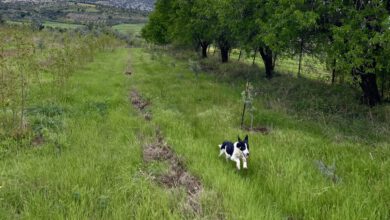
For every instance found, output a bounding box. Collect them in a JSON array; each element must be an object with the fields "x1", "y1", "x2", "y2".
[
  {"x1": 238, "y1": 135, "x2": 242, "y2": 142},
  {"x1": 244, "y1": 135, "x2": 248, "y2": 142}
]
